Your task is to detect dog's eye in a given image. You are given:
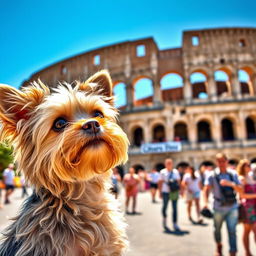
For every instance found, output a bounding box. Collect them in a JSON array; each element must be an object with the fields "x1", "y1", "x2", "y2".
[
  {"x1": 93, "y1": 111, "x2": 104, "y2": 118},
  {"x1": 53, "y1": 118, "x2": 68, "y2": 132}
]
